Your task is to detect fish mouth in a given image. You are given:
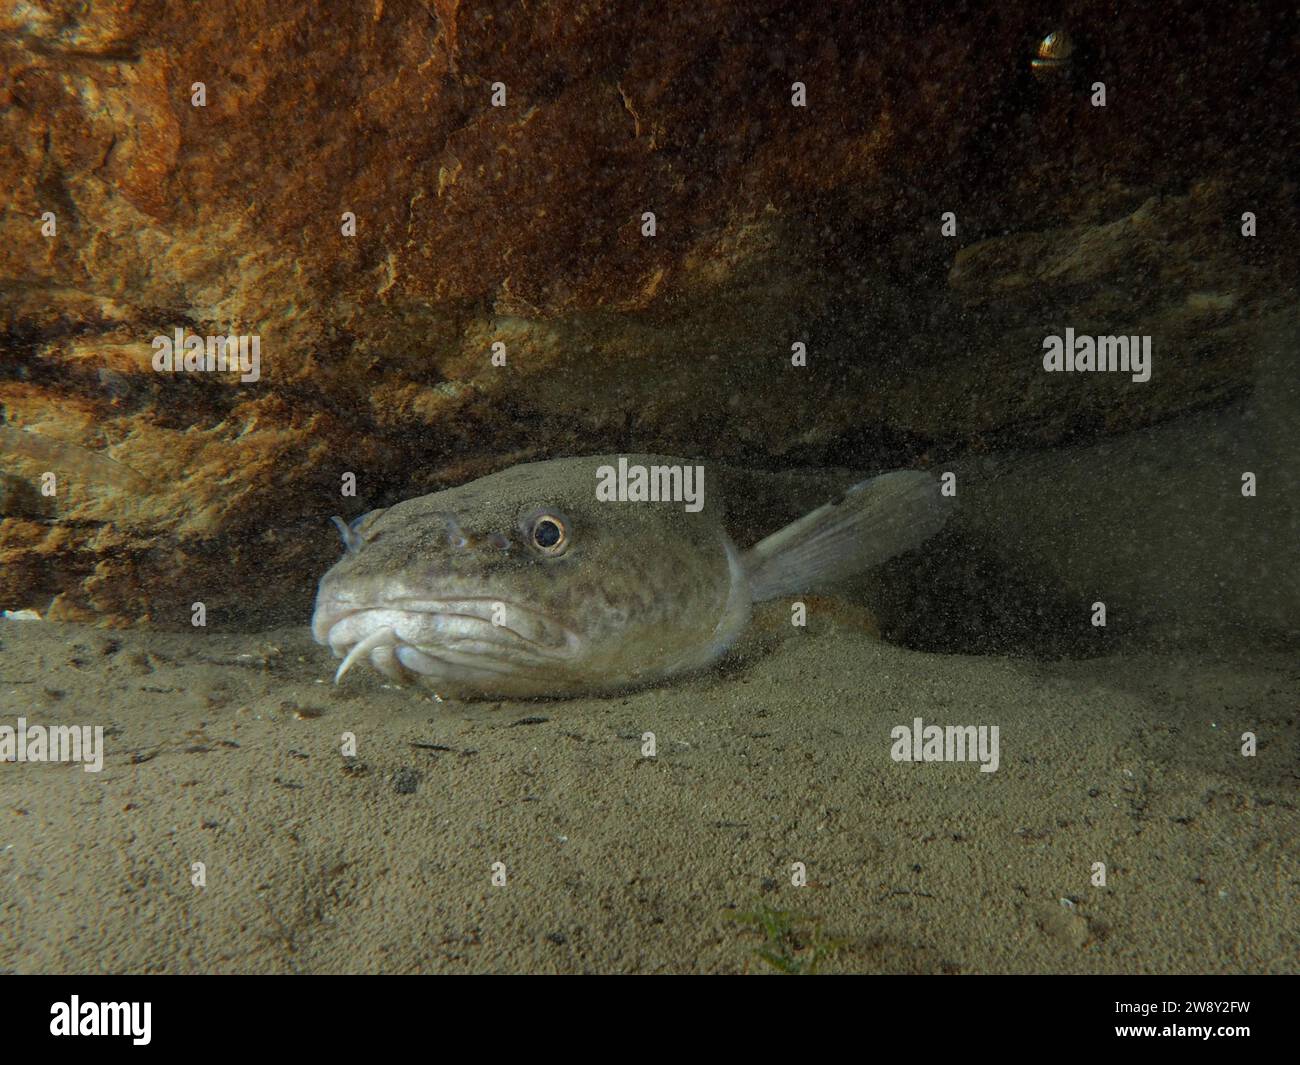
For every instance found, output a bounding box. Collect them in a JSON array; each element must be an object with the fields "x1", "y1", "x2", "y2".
[{"x1": 312, "y1": 596, "x2": 581, "y2": 686}]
